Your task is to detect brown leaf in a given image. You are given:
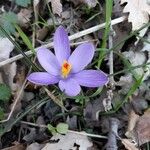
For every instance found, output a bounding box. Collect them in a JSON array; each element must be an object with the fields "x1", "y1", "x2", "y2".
[
  {"x1": 133, "y1": 110, "x2": 150, "y2": 145},
  {"x1": 17, "y1": 8, "x2": 32, "y2": 28},
  {"x1": 70, "y1": 0, "x2": 98, "y2": 8},
  {"x1": 49, "y1": 0, "x2": 62, "y2": 16},
  {"x1": 120, "y1": 0, "x2": 150, "y2": 30},
  {"x1": 37, "y1": 27, "x2": 49, "y2": 40},
  {"x1": 2, "y1": 142, "x2": 25, "y2": 150},
  {"x1": 42, "y1": 132, "x2": 93, "y2": 150},
  {"x1": 125, "y1": 110, "x2": 139, "y2": 138},
  {"x1": 126, "y1": 110, "x2": 150, "y2": 146},
  {"x1": 26, "y1": 143, "x2": 44, "y2": 150},
  {"x1": 121, "y1": 139, "x2": 139, "y2": 150}
]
